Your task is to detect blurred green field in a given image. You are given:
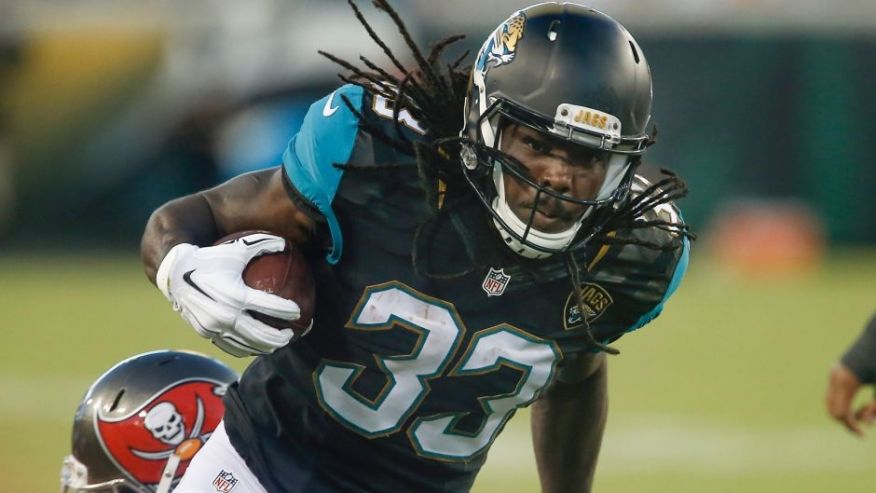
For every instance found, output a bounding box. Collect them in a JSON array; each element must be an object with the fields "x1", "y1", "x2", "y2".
[{"x1": 2, "y1": 251, "x2": 875, "y2": 493}]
